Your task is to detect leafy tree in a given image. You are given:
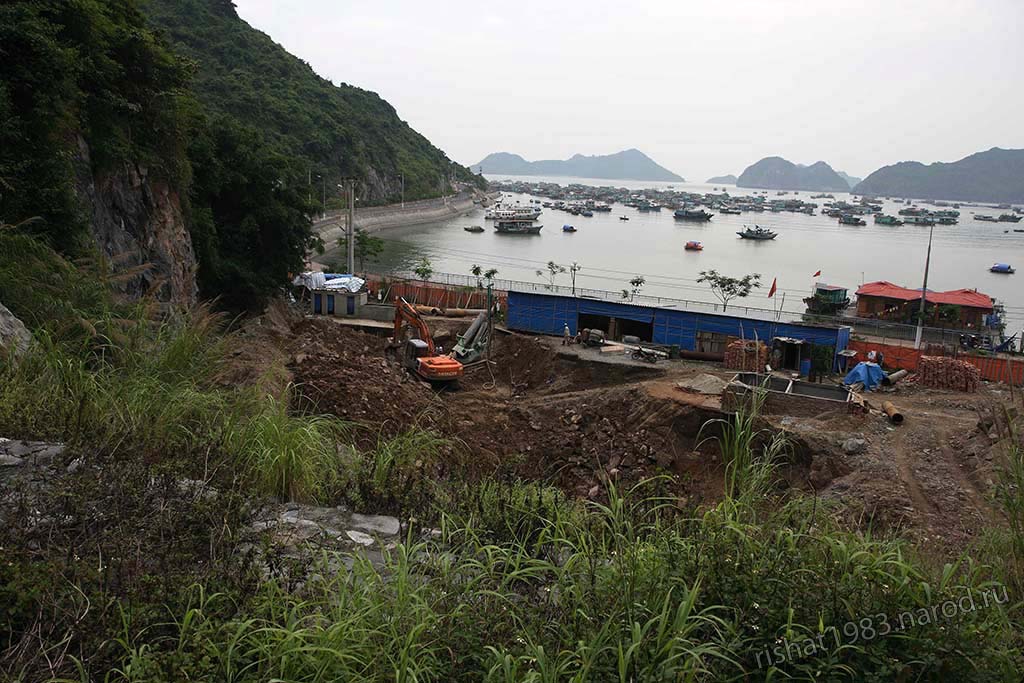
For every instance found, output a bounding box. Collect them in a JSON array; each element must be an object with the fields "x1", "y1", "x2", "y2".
[
  {"x1": 622, "y1": 275, "x2": 646, "y2": 301},
  {"x1": 471, "y1": 264, "x2": 498, "y2": 289},
  {"x1": 187, "y1": 115, "x2": 316, "y2": 310},
  {"x1": 697, "y1": 270, "x2": 761, "y2": 311},
  {"x1": 536, "y1": 260, "x2": 566, "y2": 290},
  {"x1": 338, "y1": 228, "x2": 384, "y2": 273},
  {"x1": 413, "y1": 257, "x2": 433, "y2": 282}
]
